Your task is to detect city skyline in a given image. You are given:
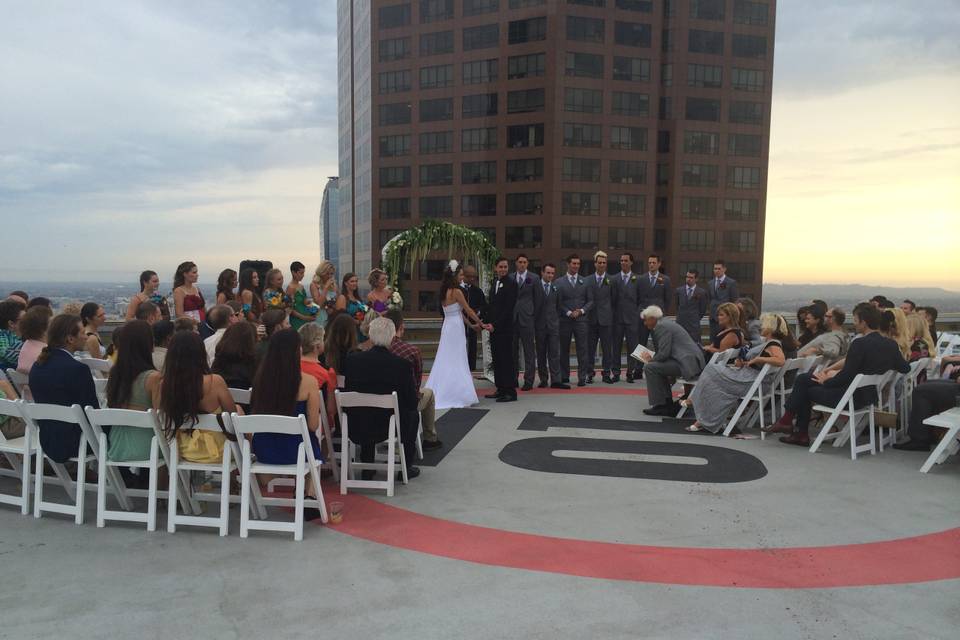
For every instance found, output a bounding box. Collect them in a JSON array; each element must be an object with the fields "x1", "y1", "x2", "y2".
[{"x1": 0, "y1": 1, "x2": 957, "y2": 289}]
